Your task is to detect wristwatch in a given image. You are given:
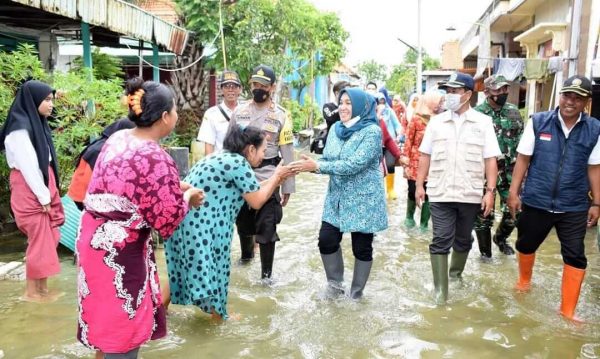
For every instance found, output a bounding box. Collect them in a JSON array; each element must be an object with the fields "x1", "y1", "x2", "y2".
[
  {"x1": 591, "y1": 203, "x2": 600, "y2": 207},
  {"x1": 486, "y1": 187, "x2": 496, "y2": 194}
]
